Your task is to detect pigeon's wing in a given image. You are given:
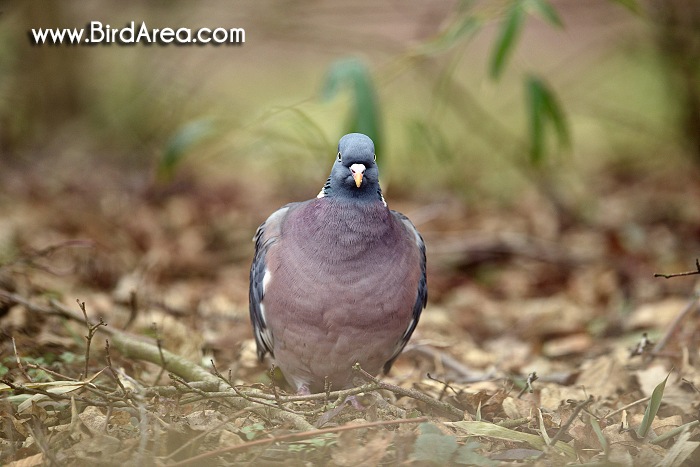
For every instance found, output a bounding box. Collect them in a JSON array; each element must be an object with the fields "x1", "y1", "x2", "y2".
[
  {"x1": 383, "y1": 210, "x2": 428, "y2": 373},
  {"x1": 249, "y1": 204, "x2": 294, "y2": 361}
]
